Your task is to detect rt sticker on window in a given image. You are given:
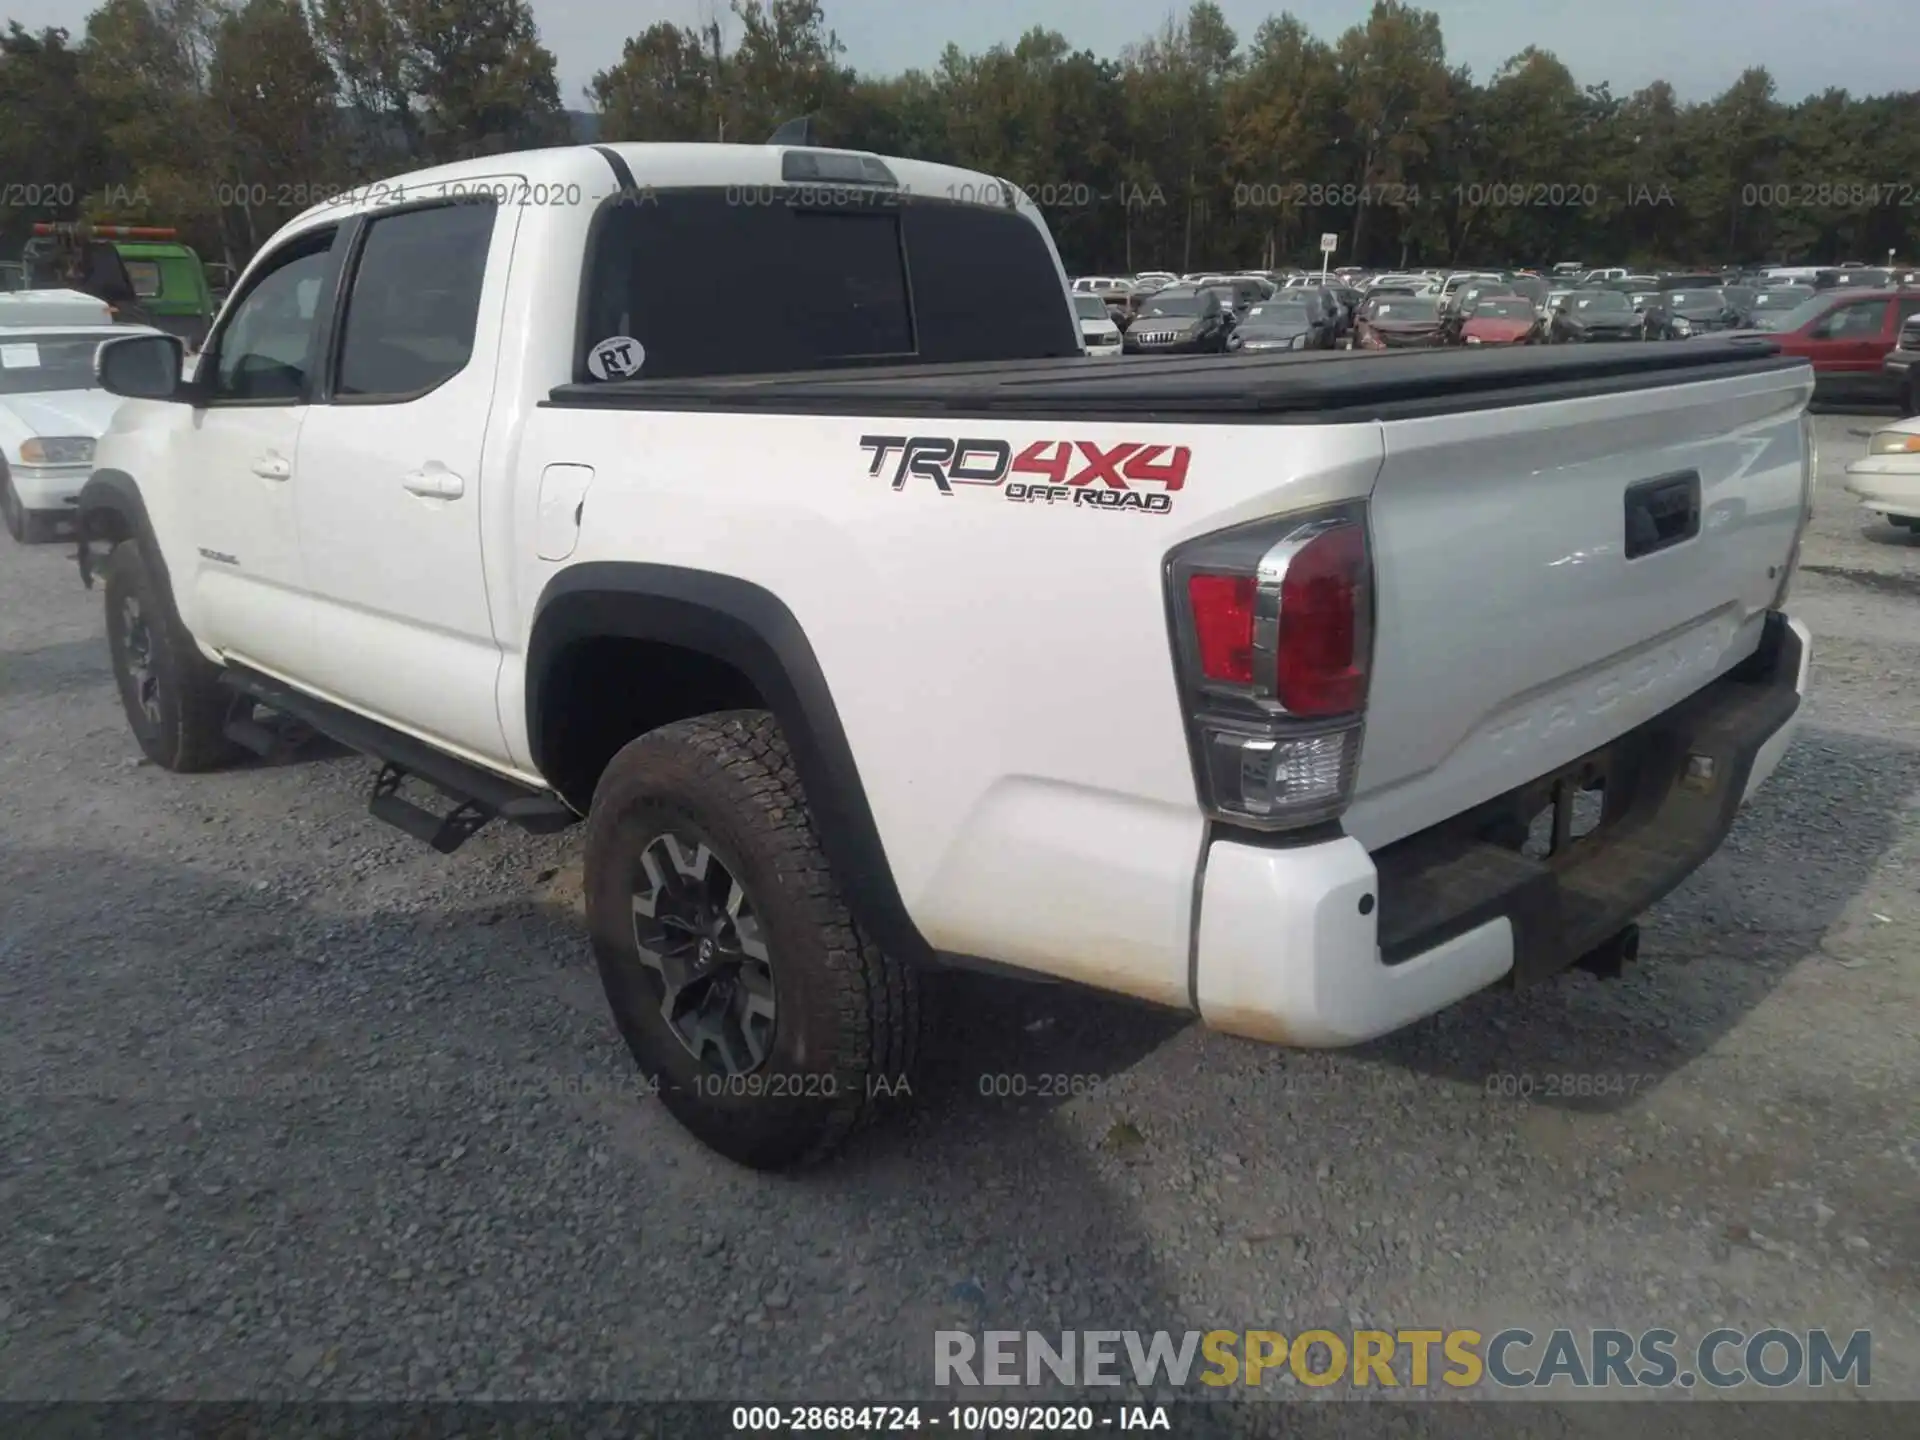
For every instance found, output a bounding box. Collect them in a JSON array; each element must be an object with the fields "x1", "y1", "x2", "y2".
[{"x1": 587, "y1": 336, "x2": 645, "y2": 380}]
